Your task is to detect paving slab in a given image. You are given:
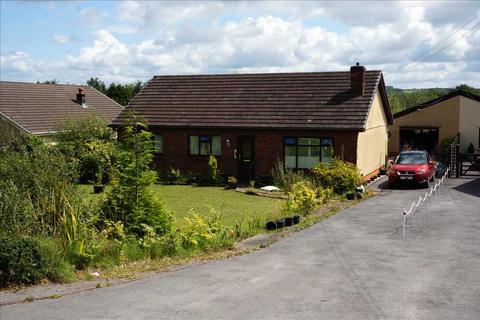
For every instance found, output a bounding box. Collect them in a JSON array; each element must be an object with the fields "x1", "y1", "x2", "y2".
[{"x1": 1, "y1": 178, "x2": 479, "y2": 320}]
